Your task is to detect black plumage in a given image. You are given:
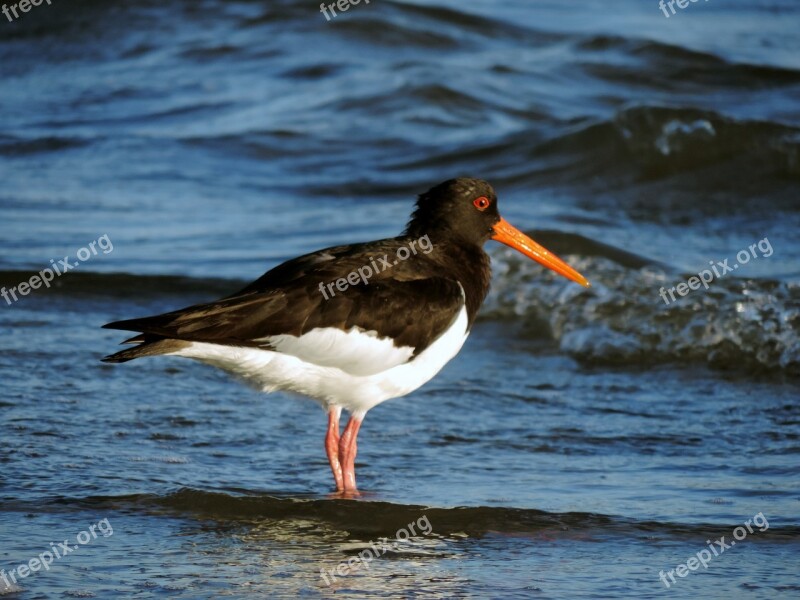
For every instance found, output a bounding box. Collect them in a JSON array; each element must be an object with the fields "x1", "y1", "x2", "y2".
[{"x1": 102, "y1": 178, "x2": 498, "y2": 363}]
